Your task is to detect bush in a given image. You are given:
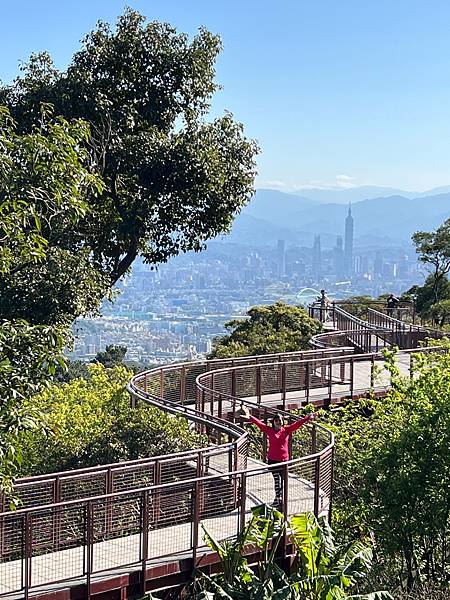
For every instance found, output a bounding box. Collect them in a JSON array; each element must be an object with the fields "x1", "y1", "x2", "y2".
[{"x1": 20, "y1": 364, "x2": 206, "y2": 475}]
